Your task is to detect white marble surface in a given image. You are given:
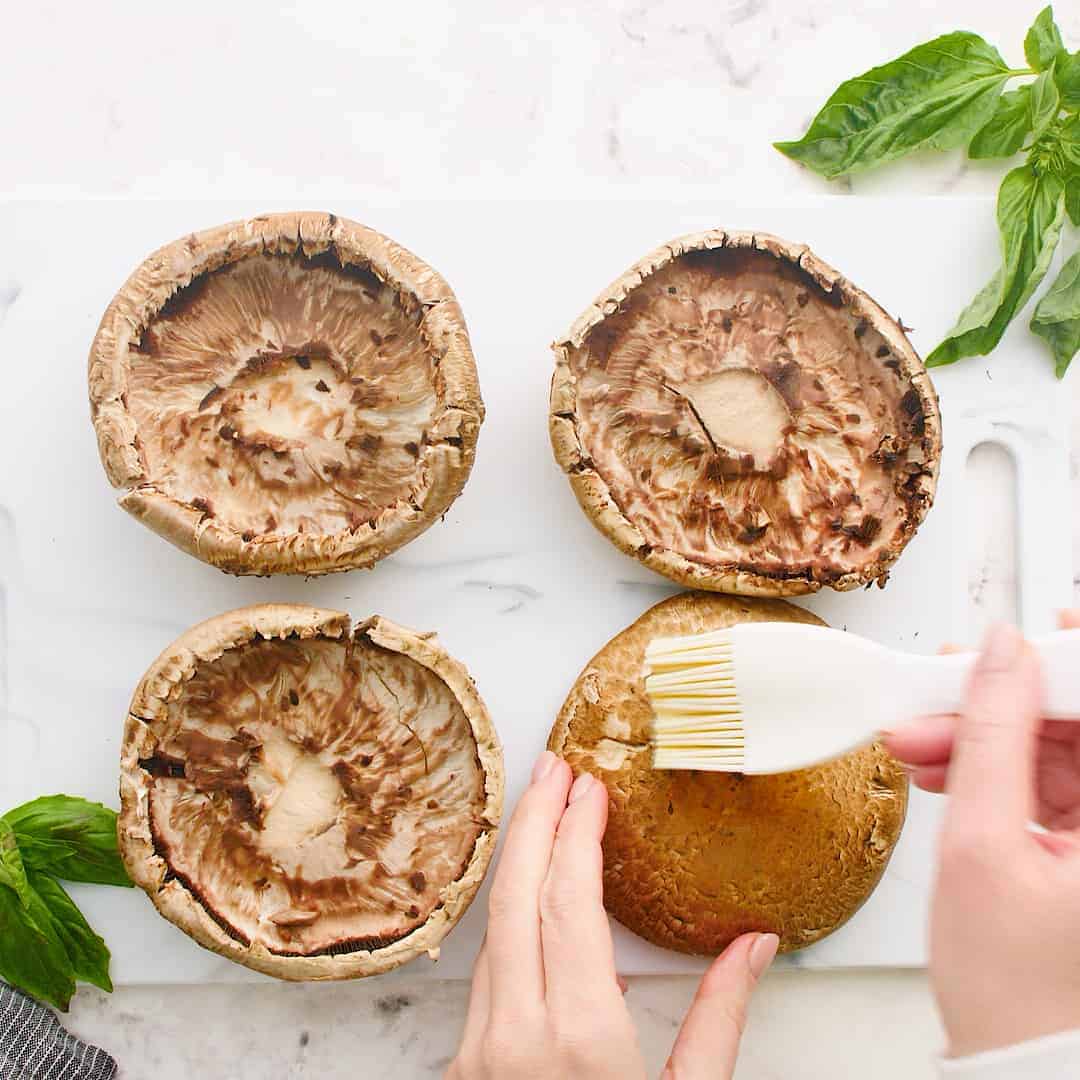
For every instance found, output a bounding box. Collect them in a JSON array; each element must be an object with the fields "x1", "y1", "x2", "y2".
[{"x1": 4, "y1": 1, "x2": 1080, "y2": 1077}]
